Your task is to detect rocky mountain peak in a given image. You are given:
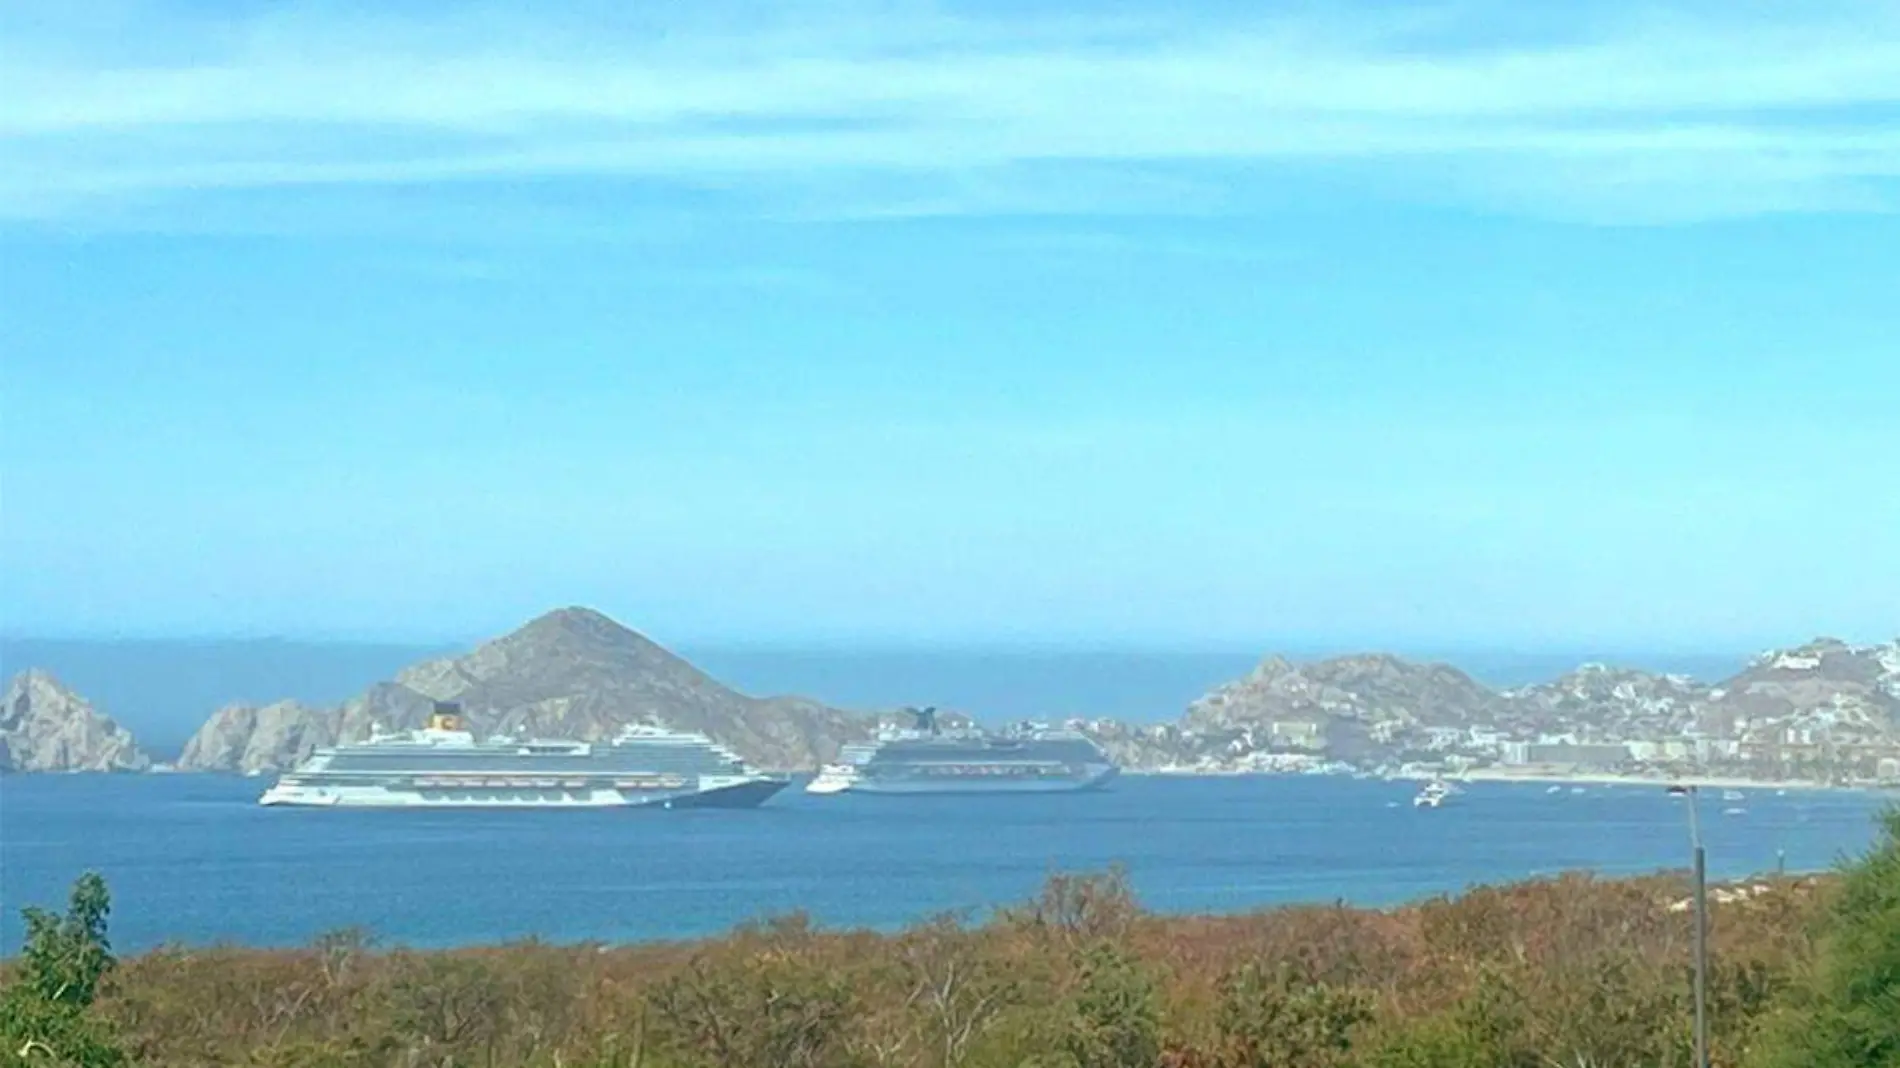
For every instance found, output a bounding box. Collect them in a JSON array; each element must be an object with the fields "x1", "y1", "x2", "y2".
[
  {"x1": 1185, "y1": 650, "x2": 1499, "y2": 731},
  {"x1": 10, "y1": 667, "x2": 59, "y2": 696},
  {"x1": 396, "y1": 605, "x2": 698, "y2": 702},
  {"x1": 511, "y1": 606, "x2": 654, "y2": 653},
  {"x1": 1501, "y1": 663, "x2": 1706, "y2": 738},
  {"x1": 1543, "y1": 662, "x2": 1701, "y2": 696},
  {"x1": 1244, "y1": 655, "x2": 1297, "y2": 681},
  {"x1": 1737, "y1": 637, "x2": 1887, "y2": 686},
  {"x1": 1714, "y1": 636, "x2": 1900, "y2": 738},
  {"x1": 1304, "y1": 653, "x2": 1482, "y2": 689},
  {"x1": 1, "y1": 670, "x2": 152, "y2": 772},
  {"x1": 178, "y1": 607, "x2": 869, "y2": 773}
]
